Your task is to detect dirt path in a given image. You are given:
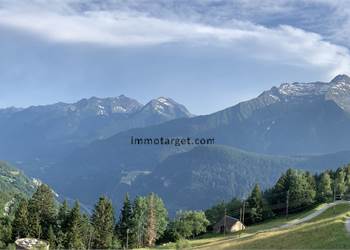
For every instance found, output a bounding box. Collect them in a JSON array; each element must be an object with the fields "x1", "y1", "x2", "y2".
[{"x1": 277, "y1": 201, "x2": 347, "y2": 230}]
